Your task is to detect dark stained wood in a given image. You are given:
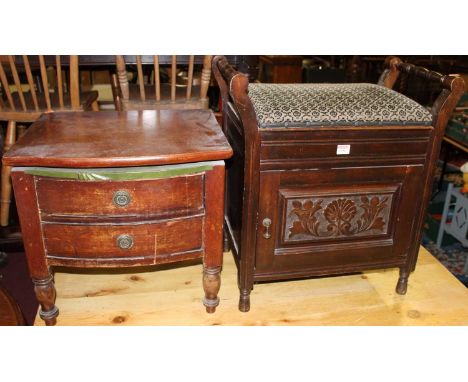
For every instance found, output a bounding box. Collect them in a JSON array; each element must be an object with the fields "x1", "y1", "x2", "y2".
[
  {"x1": 43, "y1": 216, "x2": 204, "y2": 261},
  {"x1": 258, "y1": 55, "x2": 303, "y2": 83},
  {"x1": 213, "y1": 55, "x2": 465, "y2": 312},
  {"x1": 6, "y1": 111, "x2": 232, "y2": 325},
  {"x1": 3, "y1": 110, "x2": 232, "y2": 168},
  {"x1": 36, "y1": 175, "x2": 204, "y2": 217}
]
